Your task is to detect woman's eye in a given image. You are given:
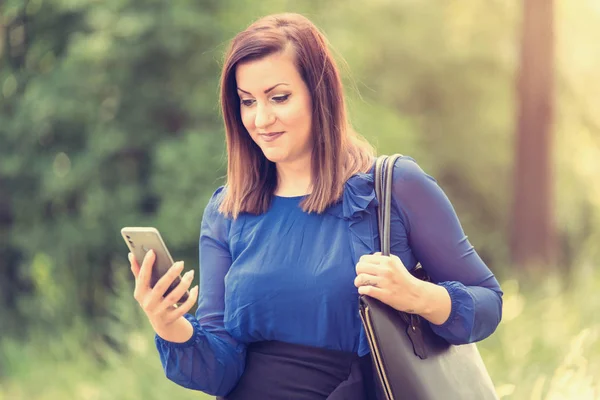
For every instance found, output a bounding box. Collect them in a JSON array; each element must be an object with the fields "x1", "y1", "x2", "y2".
[
  {"x1": 272, "y1": 94, "x2": 290, "y2": 103},
  {"x1": 240, "y1": 99, "x2": 255, "y2": 107}
]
